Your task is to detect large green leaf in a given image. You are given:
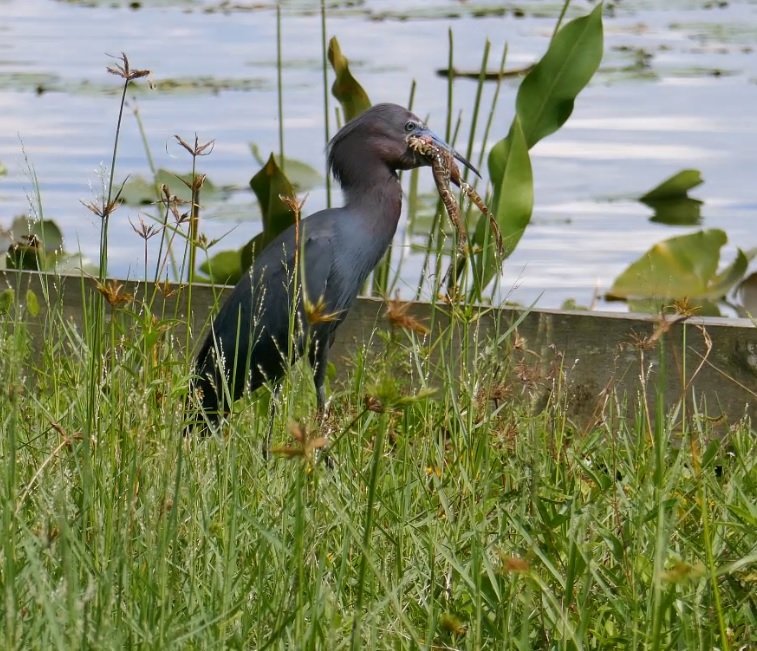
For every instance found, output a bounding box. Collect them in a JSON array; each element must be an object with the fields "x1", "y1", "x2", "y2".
[
  {"x1": 199, "y1": 248, "x2": 244, "y2": 285},
  {"x1": 118, "y1": 169, "x2": 224, "y2": 206},
  {"x1": 473, "y1": 117, "x2": 533, "y2": 296},
  {"x1": 640, "y1": 169, "x2": 703, "y2": 202},
  {"x1": 250, "y1": 144, "x2": 322, "y2": 191},
  {"x1": 469, "y1": 5, "x2": 603, "y2": 298},
  {"x1": 198, "y1": 155, "x2": 297, "y2": 283},
  {"x1": 238, "y1": 154, "x2": 297, "y2": 274},
  {"x1": 6, "y1": 216, "x2": 65, "y2": 270},
  {"x1": 327, "y1": 36, "x2": 371, "y2": 122},
  {"x1": 249, "y1": 153, "x2": 296, "y2": 239},
  {"x1": 516, "y1": 3, "x2": 604, "y2": 148},
  {"x1": 608, "y1": 229, "x2": 748, "y2": 301}
]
